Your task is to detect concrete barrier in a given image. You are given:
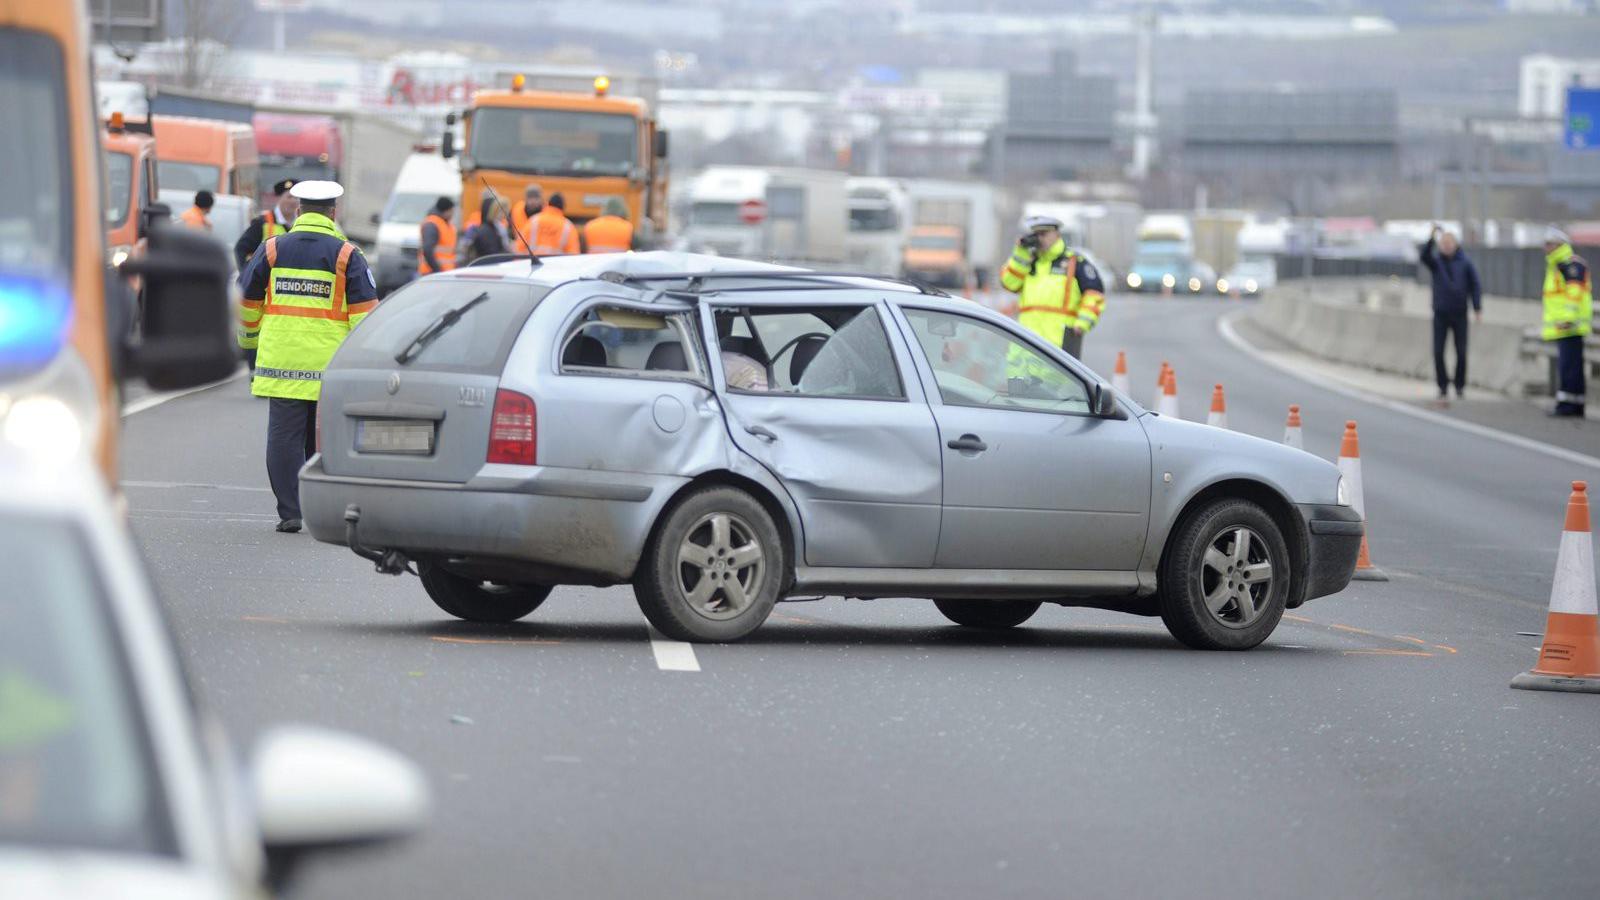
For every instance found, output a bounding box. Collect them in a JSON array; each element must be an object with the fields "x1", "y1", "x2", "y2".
[{"x1": 1253, "y1": 278, "x2": 1545, "y2": 396}]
